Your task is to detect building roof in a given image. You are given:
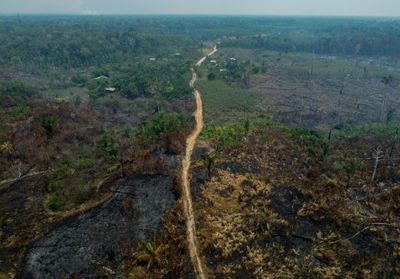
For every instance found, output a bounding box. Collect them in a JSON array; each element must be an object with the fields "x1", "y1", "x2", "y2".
[{"x1": 105, "y1": 87, "x2": 116, "y2": 92}]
